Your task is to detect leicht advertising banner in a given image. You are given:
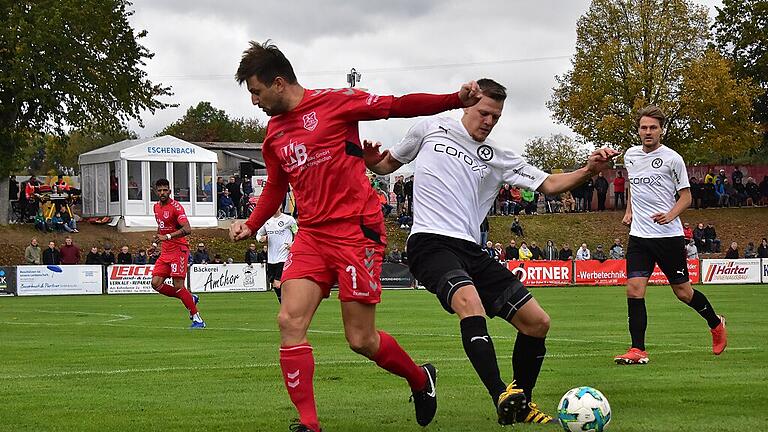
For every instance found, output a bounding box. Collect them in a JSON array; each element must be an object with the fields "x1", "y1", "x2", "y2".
[
  {"x1": 189, "y1": 264, "x2": 268, "y2": 293},
  {"x1": 16, "y1": 265, "x2": 102, "y2": 296},
  {"x1": 0, "y1": 267, "x2": 16, "y2": 296},
  {"x1": 507, "y1": 260, "x2": 571, "y2": 286},
  {"x1": 574, "y1": 260, "x2": 626, "y2": 285},
  {"x1": 701, "y1": 259, "x2": 761, "y2": 284},
  {"x1": 107, "y1": 265, "x2": 159, "y2": 294},
  {"x1": 648, "y1": 259, "x2": 701, "y2": 285}
]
